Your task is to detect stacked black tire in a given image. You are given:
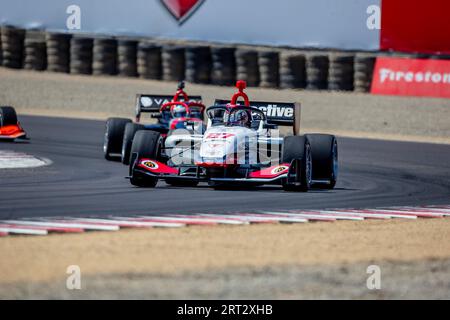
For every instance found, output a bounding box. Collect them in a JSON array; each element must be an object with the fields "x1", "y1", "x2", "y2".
[
  {"x1": 46, "y1": 32, "x2": 71, "y2": 73},
  {"x1": 328, "y1": 54, "x2": 354, "y2": 91},
  {"x1": 235, "y1": 49, "x2": 259, "y2": 87},
  {"x1": 185, "y1": 46, "x2": 211, "y2": 84},
  {"x1": 70, "y1": 36, "x2": 93, "y2": 75},
  {"x1": 0, "y1": 29, "x2": 2, "y2": 66},
  {"x1": 306, "y1": 54, "x2": 329, "y2": 90},
  {"x1": 137, "y1": 42, "x2": 162, "y2": 80},
  {"x1": 279, "y1": 52, "x2": 307, "y2": 89},
  {"x1": 92, "y1": 37, "x2": 117, "y2": 76},
  {"x1": 162, "y1": 46, "x2": 185, "y2": 82},
  {"x1": 23, "y1": 31, "x2": 46, "y2": 71},
  {"x1": 1, "y1": 26, "x2": 25, "y2": 69},
  {"x1": 353, "y1": 54, "x2": 376, "y2": 93},
  {"x1": 210, "y1": 46, "x2": 236, "y2": 86},
  {"x1": 258, "y1": 51, "x2": 279, "y2": 88},
  {"x1": 117, "y1": 39, "x2": 138, "y2": 77}
]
